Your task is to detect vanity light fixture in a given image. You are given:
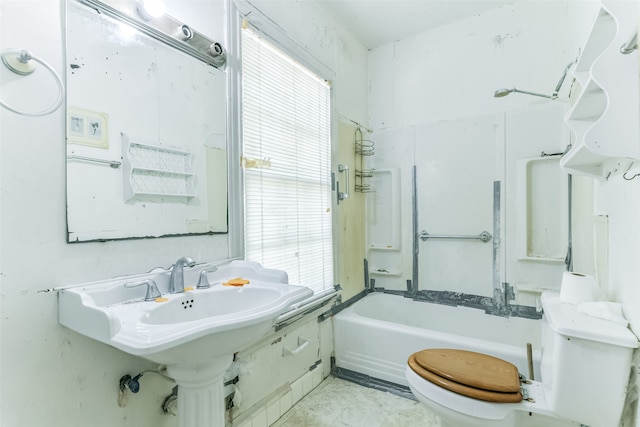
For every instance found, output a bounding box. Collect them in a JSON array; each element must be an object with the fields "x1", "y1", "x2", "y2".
[
  {"x1": 79, "y1": 0, "x2": 226, "y2": 68},
  {"x1": 137, "y1": 0, "x2": 166, "y2": 20},
  {"x1": 176, "y1": 24, "x2": 194, "y2": 41}
]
